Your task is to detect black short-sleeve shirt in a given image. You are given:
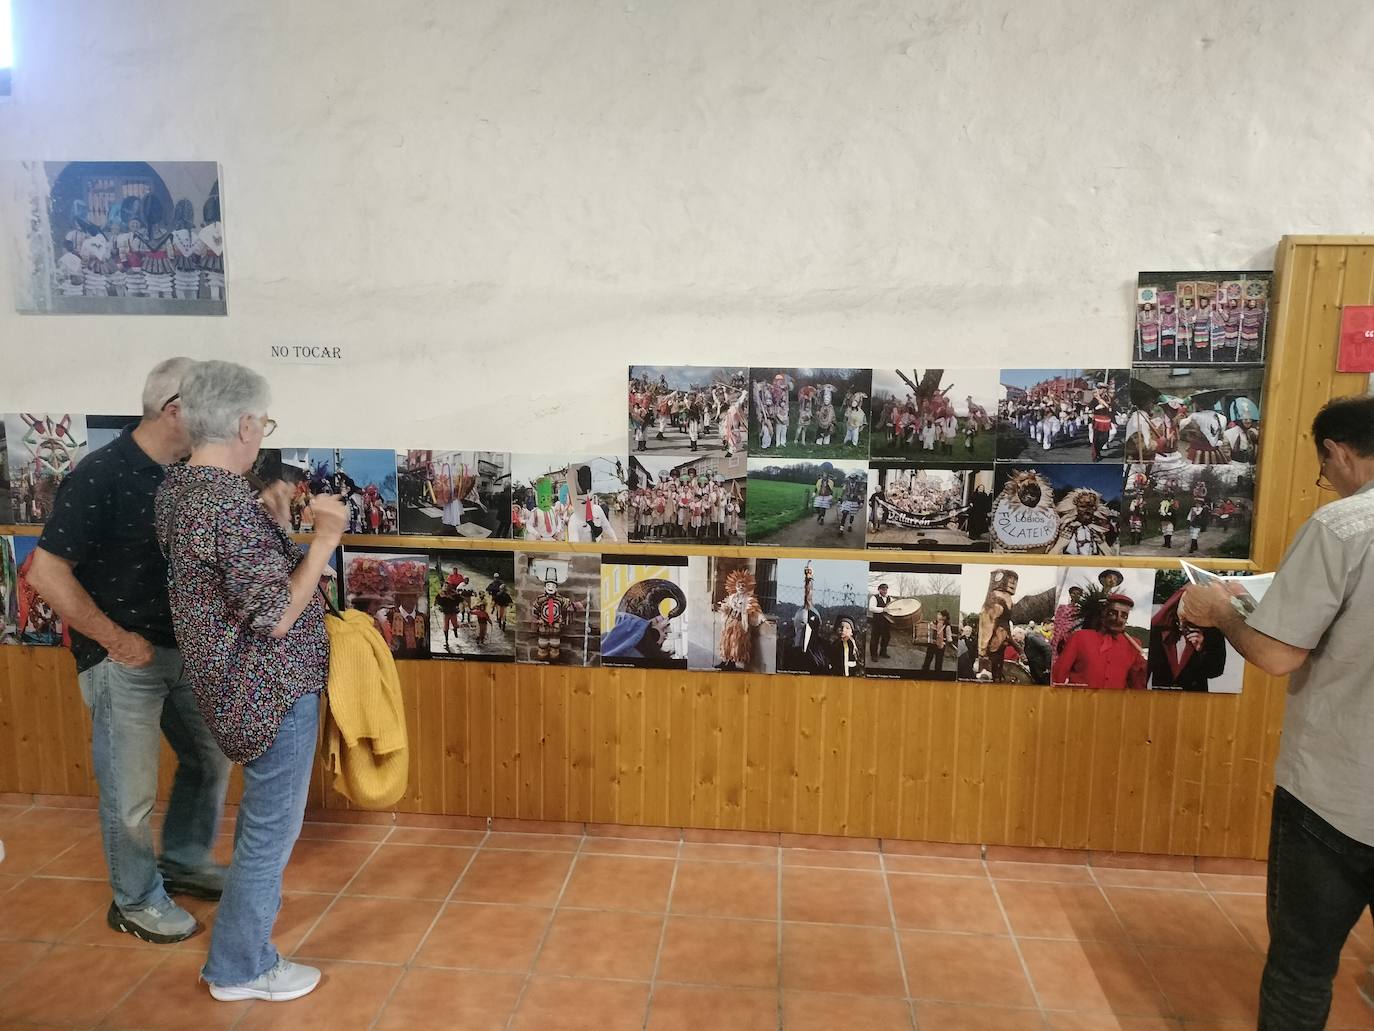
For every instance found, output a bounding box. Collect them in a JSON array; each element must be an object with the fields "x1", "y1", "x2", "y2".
[{"x1": 37, "y1": 426, "x2": 177, "y2": 671}]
